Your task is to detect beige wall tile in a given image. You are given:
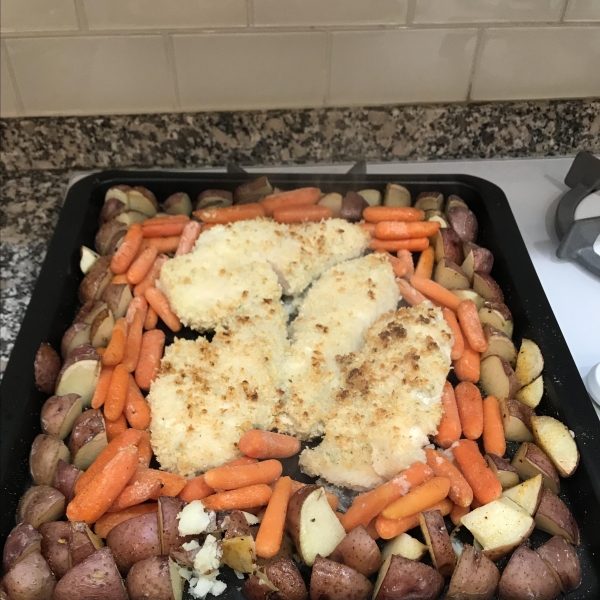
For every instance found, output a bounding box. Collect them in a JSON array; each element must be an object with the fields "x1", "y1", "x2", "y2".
[
  {"x1": 1, "y1": 0, "x2": 78, "y2": 33},
  {"x1": 6, "y1": 35, "x2": 175, "y2": 115},
  {"x1": 253, "y1": 0, "x2": 407, "y2": 26},
  {"x1": 565, "y1": 0, "x2": 600, "y2": 21},
  {"x1": 83, "y1": 0, "x2": 247, "y2": 30},
  {"x1": 471, "y1": 27, "x2": 600, "y2": 101},
  {"x1": 413, "y1": 0, "x2": 564, "y2": 24},
  {"x1": 173, "y1": 32, "x2": 326, "y2": 110},
  {"x1": 329, "y1": 29, "x2": 477, "y2": 106},
  {"x1": 1, "y1": 50, "x2": 19, "y2": 117}
]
